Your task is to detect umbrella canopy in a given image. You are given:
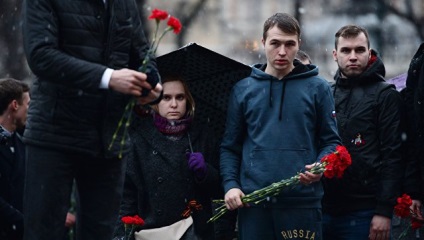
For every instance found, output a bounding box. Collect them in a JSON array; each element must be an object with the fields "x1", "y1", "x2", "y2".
[{"x1": 157, "y1": 43, "x2": 252, "y2": 139}]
